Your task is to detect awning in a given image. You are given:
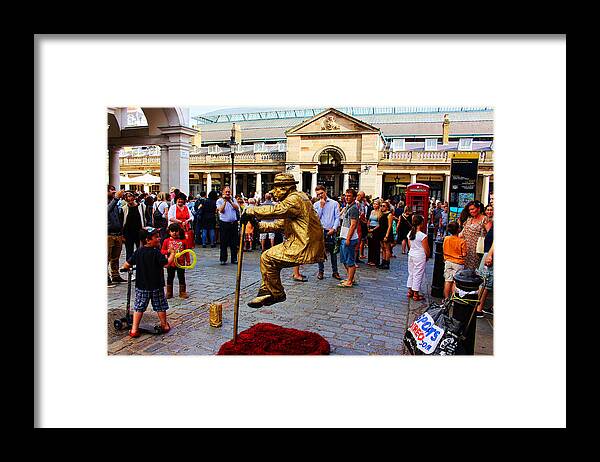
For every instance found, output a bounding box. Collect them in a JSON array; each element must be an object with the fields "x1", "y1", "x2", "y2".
[{"x1": 121, "y1": 173, "x2": 161, "y2": 183}]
